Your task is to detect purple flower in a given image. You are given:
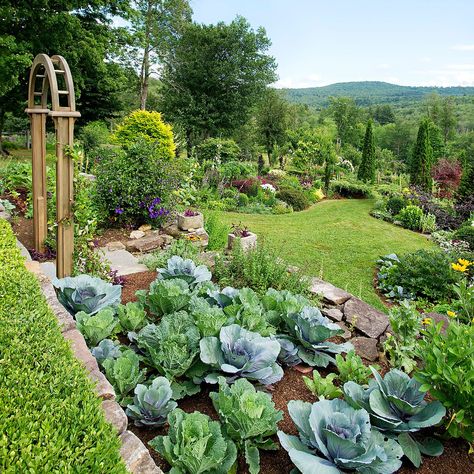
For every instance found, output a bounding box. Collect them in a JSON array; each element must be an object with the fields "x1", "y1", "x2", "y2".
[{"x1": 115, "y1": 207, "x2": 124, "y2": 215}]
